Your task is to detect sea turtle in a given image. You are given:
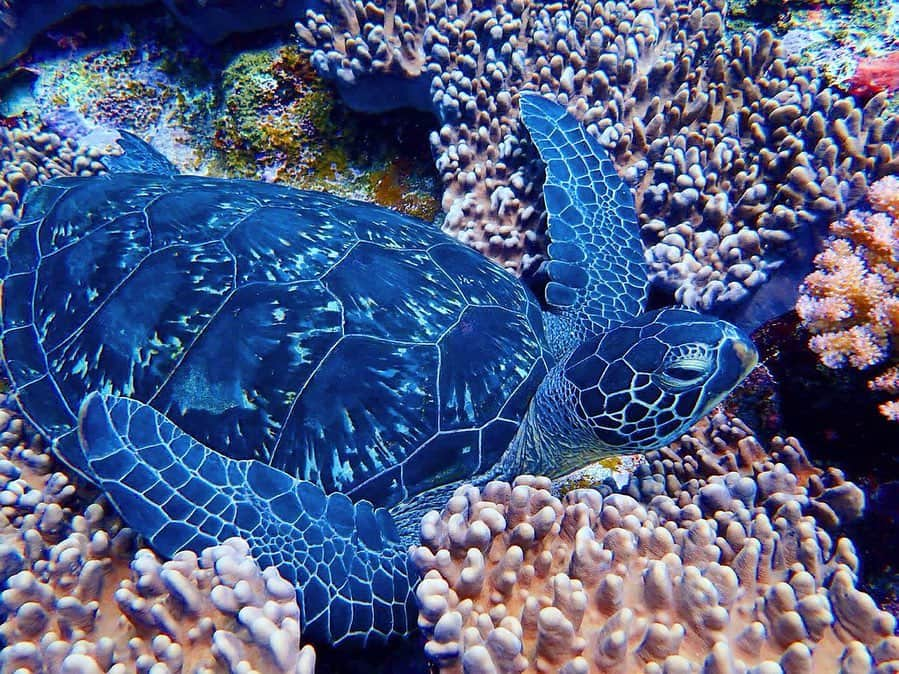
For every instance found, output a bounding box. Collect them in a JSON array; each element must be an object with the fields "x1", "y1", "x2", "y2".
[{"x1": 0, "y1": 94, "x2": 757, "y2": 647}]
